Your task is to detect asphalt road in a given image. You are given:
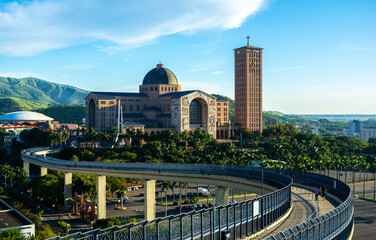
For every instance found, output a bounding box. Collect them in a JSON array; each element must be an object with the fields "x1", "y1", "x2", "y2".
[{"x1": 105, "y1": 184, "x2": 256, "y2": 220}]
